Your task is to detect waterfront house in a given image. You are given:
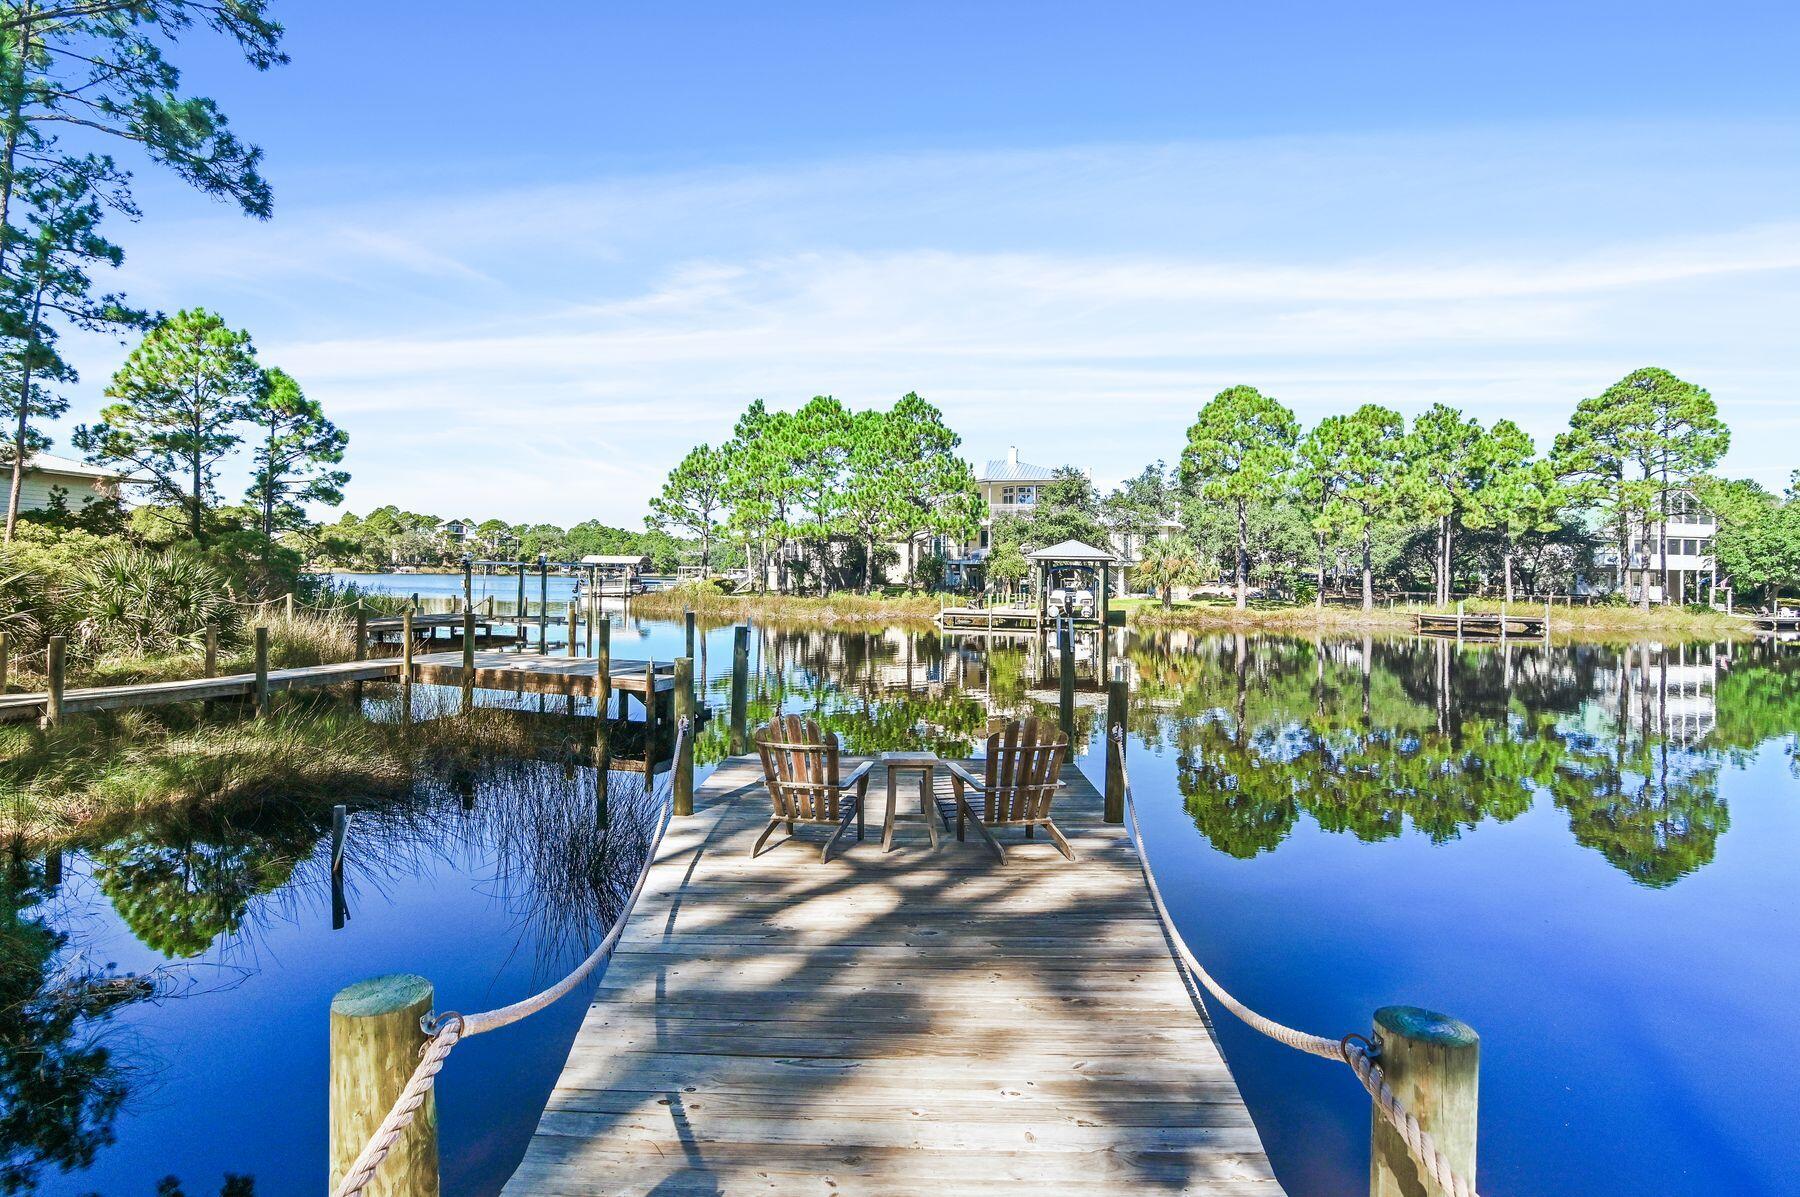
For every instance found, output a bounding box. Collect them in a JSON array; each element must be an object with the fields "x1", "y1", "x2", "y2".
[
  {"x1": 1589, "y1": 490, "x2": 1723, "y2": 605},
  {"x1": 0, "y1": 453, "x2": 128, "y2": 523}
]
